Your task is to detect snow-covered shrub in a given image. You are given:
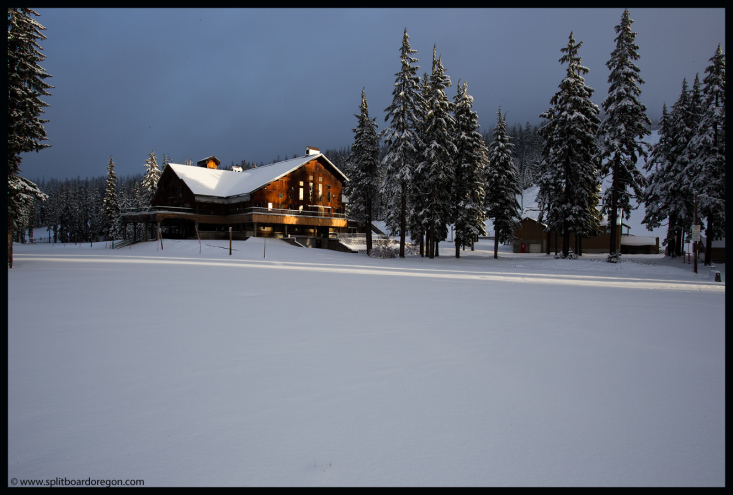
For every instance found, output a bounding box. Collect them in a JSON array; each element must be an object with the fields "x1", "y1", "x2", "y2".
[{"x1": 607, "y1": 252, "x2": 622, "y2": 263}]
